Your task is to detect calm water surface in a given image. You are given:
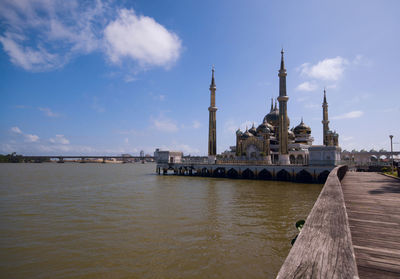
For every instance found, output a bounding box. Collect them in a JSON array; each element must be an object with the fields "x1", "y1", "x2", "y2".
[{"x1": 0, "y1": 163, "x2": 322, "y2": 278}]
